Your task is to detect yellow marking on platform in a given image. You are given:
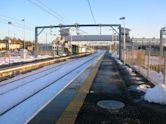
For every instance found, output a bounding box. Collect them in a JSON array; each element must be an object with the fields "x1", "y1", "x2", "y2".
[{"x1": 56, "y1": 57, "x2": 103, "y2": 124}]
